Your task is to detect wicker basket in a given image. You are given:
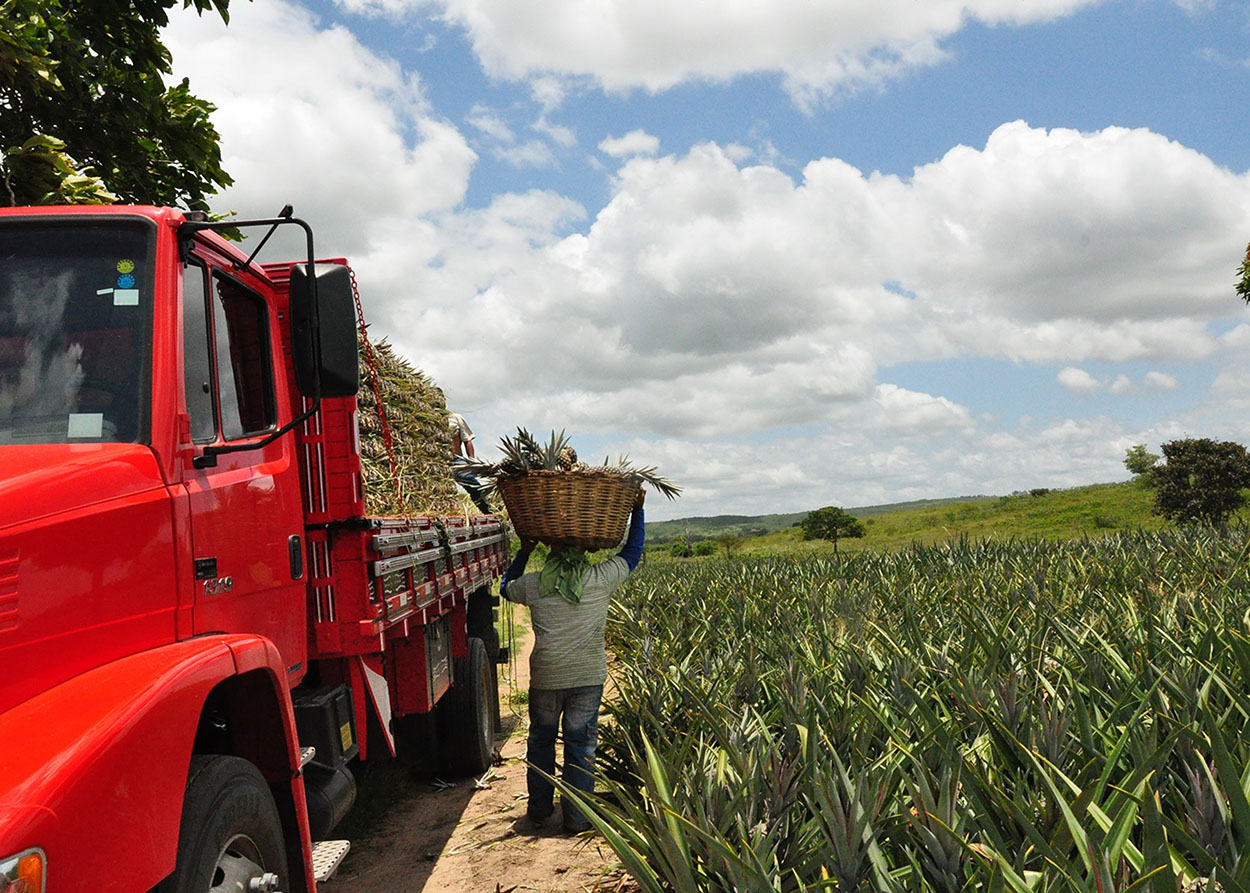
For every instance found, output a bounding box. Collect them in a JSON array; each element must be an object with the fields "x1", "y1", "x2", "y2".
[{"x1": 496, "y1": 469, "x2": 640, "y2": 550}]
